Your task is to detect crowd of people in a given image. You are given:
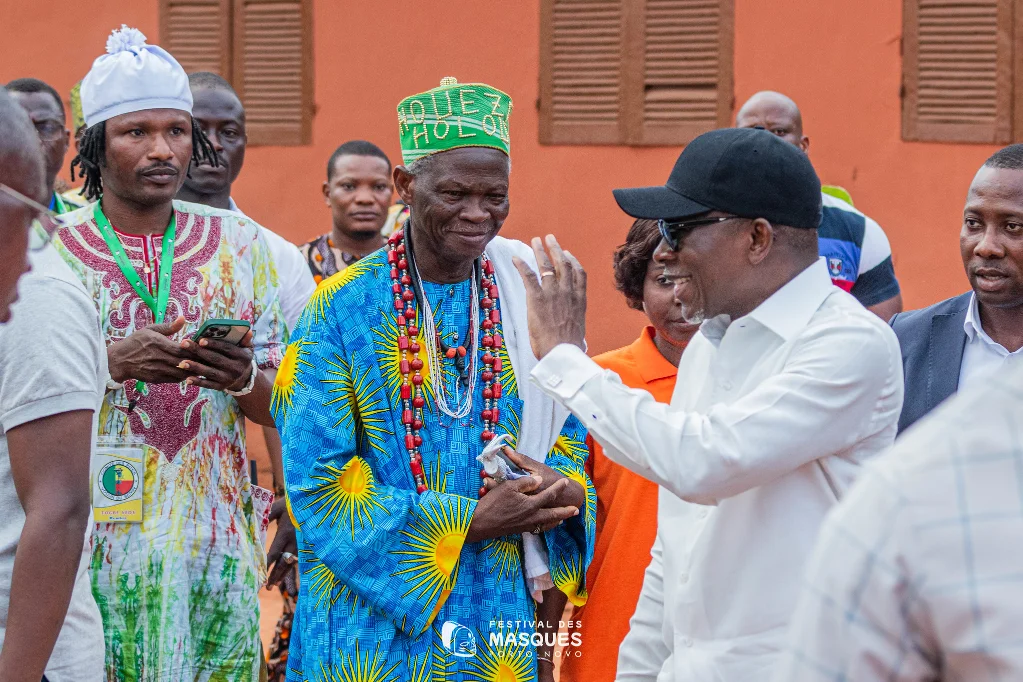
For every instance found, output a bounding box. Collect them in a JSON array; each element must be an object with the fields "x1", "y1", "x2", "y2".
[{"x1": 0, "y1": 22, "x2": 1021, "y2": 682}]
